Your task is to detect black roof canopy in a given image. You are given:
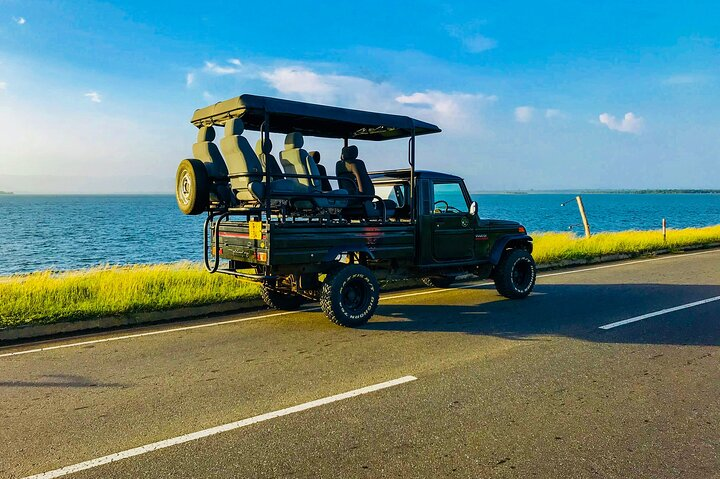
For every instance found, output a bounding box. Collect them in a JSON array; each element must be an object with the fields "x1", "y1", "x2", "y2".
[{"x1": 191, "y1": 94, "x2": 441, "y2": 141}]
